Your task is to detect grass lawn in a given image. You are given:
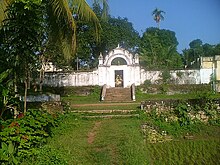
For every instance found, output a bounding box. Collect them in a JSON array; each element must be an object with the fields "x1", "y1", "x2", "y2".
[
  {"x1": 43, "y1": 116, "x2": 147, "y2": 164},
  {"x1": 34, "y1": 113, "x2": 220, "y2": 165},
  {"x1": 28, "y1": 89, "x2": 220, "y2": 164},
  {"x1": 62, "y1": 91, "x2": 220, "y2": 105}
]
